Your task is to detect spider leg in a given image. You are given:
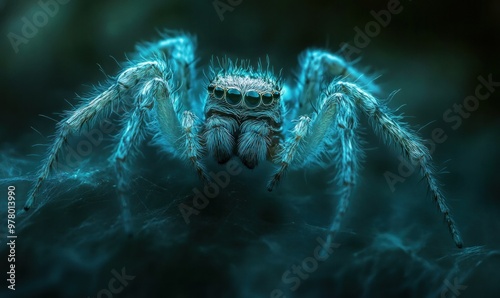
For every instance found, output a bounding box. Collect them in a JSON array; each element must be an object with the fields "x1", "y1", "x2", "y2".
[
  {"x1": 268, "y1": 84, "x2": 342, "y2": 189},
  {"x1": 269, "y1": 49, "x2": 354, "y2": 188},
  {"x1": 278, "y1": 49, "x2": 462, "y2": 248},
  {"x1": 267, "y1": 115, "x2": 312, "y2": 191},
  {"x1": 26, "y1": 33, "x2": 203, "y2": 211},
  {"x1": 332, "y1": 81, "x2": 463, "y2": 248},
  {"x1": 136, "y1": 32, "x2": 198, "y2": 112},
  {"x1": 25, "y1": 60, "x2": 164, "y2": 210},
  {"x1": 151, "y1": 77, "x2": 210, "y2": 182},
  {"x1": 110, "y1": 63, "x2": 210, "y2": 233},
  {"x1": 268, "y1": 92, "x2": 360, "y2": 255},
  {"x1": 111, "y1": 88, "x2": 153, "y2": 234},
  {"x1": 140, "y1": 34, "x2": 209, "y2": 181},
  {"x1": 110, "y1": 73, "x2": 207, "y2": 234},
  {"x1": 323, "y1": 93, "x2": 360, "y2": 255},
  {"x1": 180, "y1": 110, "x2": 210, "y2": 181},
  {"x1": 294, "y1": 49, "x2": 379, "y2": 117}
]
